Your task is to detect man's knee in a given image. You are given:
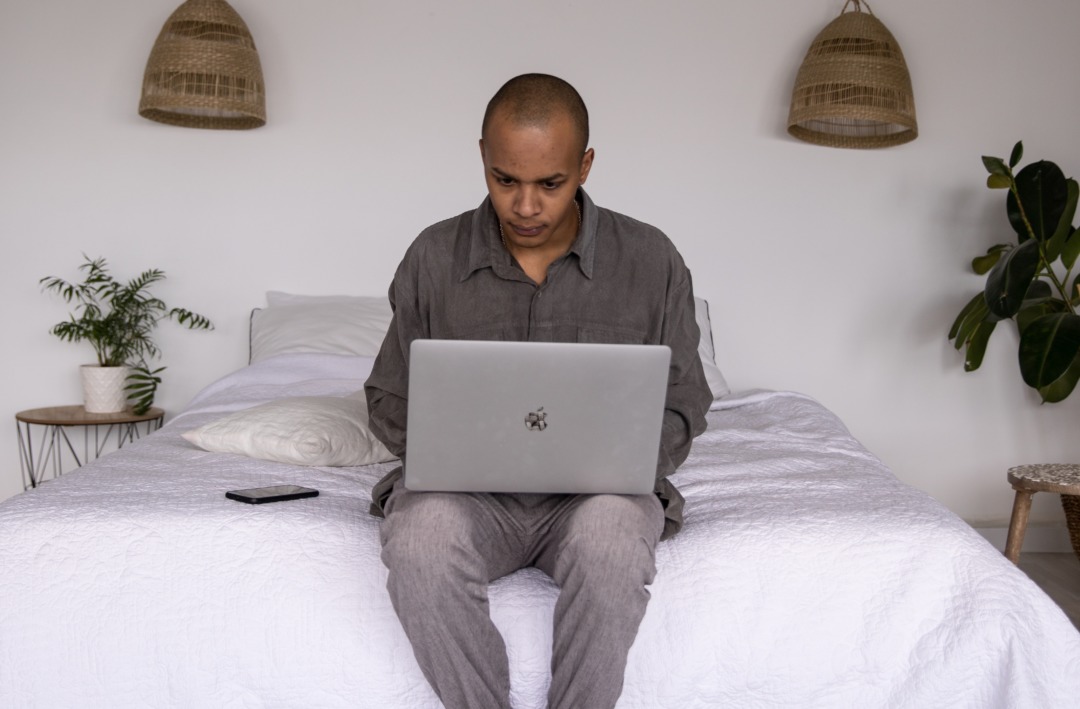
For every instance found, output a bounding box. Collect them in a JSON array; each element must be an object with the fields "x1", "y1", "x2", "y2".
[
  {"x1": 567, "y1": 494, "x2": 663, "y2": 542},
  {"x1": 380, "y1": 490, "x2": 490, "y2": 583},
  {"x1": 556, "y1": 494, "x2": 662, "y2": 583}
]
